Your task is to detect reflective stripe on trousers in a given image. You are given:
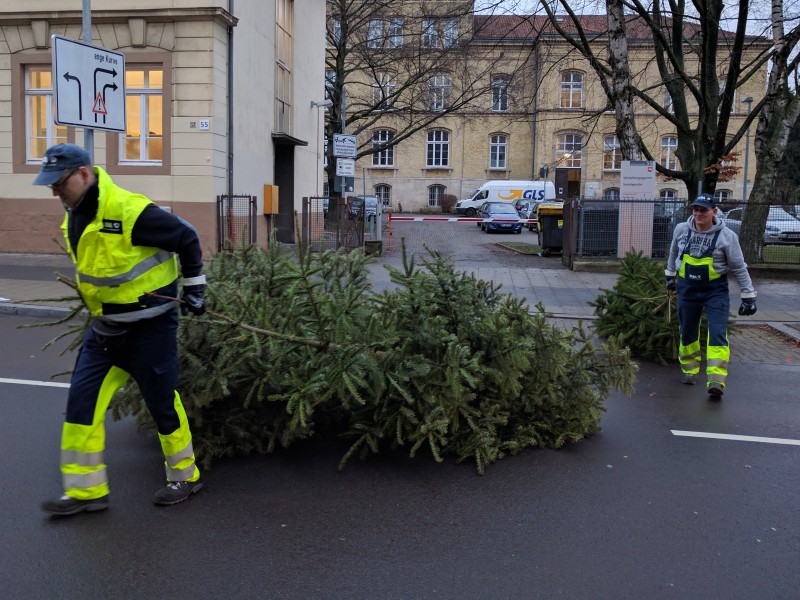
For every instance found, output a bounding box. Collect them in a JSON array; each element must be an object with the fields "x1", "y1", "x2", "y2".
[
  {"x1": 160, "y1": 391, "x2": 200, "y2": 482},
  {"x1": 60, "y1": 366, "x2": 128, "y2": 500}
]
